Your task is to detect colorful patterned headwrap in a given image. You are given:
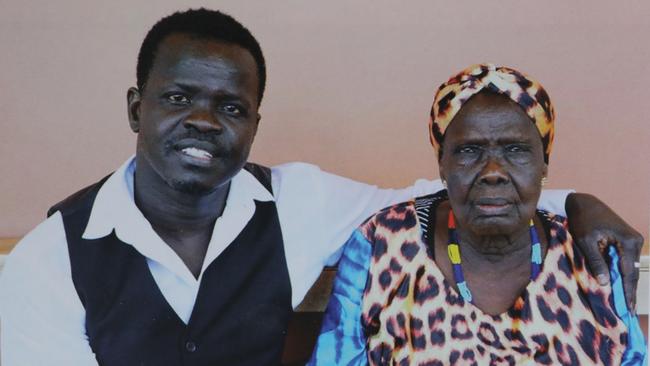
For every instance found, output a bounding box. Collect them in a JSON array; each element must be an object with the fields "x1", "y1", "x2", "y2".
[{"x1": 429, "y1": 63, "x2": 555, "y2": 163}]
